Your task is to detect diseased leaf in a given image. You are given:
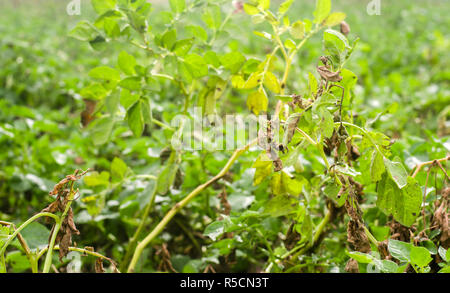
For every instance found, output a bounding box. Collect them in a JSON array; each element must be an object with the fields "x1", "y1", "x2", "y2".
[
  {"x1": 370, "y1": 150, "x2": 385, "y2": 182},
  {"x1": 247, "y1": 90, "x2": 268, "y2": 115},
  {"x1": 264, "y1": 194, "x2": 298, "y2": 217},
  {"x1": 252, "y1": 153, "x2": 273, "y2": 186},
  {"x1": 290, "y1": 21, "x2": 304, "y2": 39},
  {"x1": 377, "y1": 174, "x2": 422, "y2": 227},
  {"x1": 263, "y1": 72, "x2": 280, "y2": 93},
  {"x1": 384, "y1": 157, "x2": 408, "y2": 189},
  {"x1": 323, "y1": 12, "x2": 346, "y2": 27}
]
